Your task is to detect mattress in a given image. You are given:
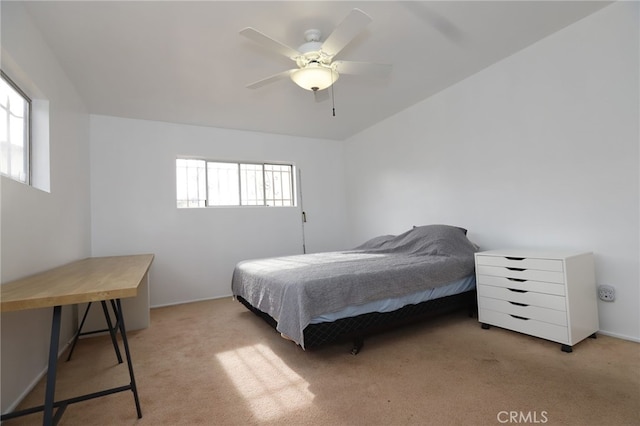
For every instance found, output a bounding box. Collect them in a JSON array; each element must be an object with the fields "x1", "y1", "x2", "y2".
[
  {"x1": 310, "y1": 274, "x2": 476, "y2": 323},
  {"x1": 236, "y1": 287, "x2": 477, "y2": 351}
]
